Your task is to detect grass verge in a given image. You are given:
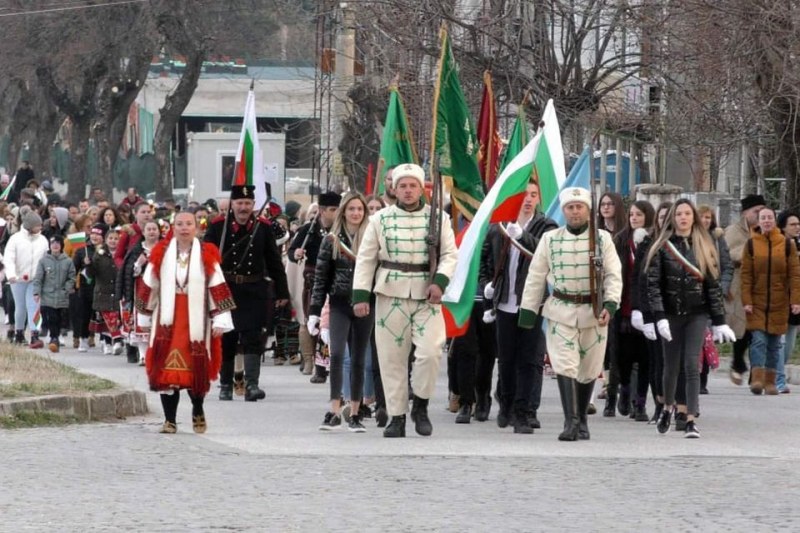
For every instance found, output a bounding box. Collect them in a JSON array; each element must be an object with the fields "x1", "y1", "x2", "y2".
[
  {"x1": 0, "y1": 411, "x2": 80, "y2": 429},
  {"x1": 0, "y1": 345, "x2": 115, "y2": 399}
]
